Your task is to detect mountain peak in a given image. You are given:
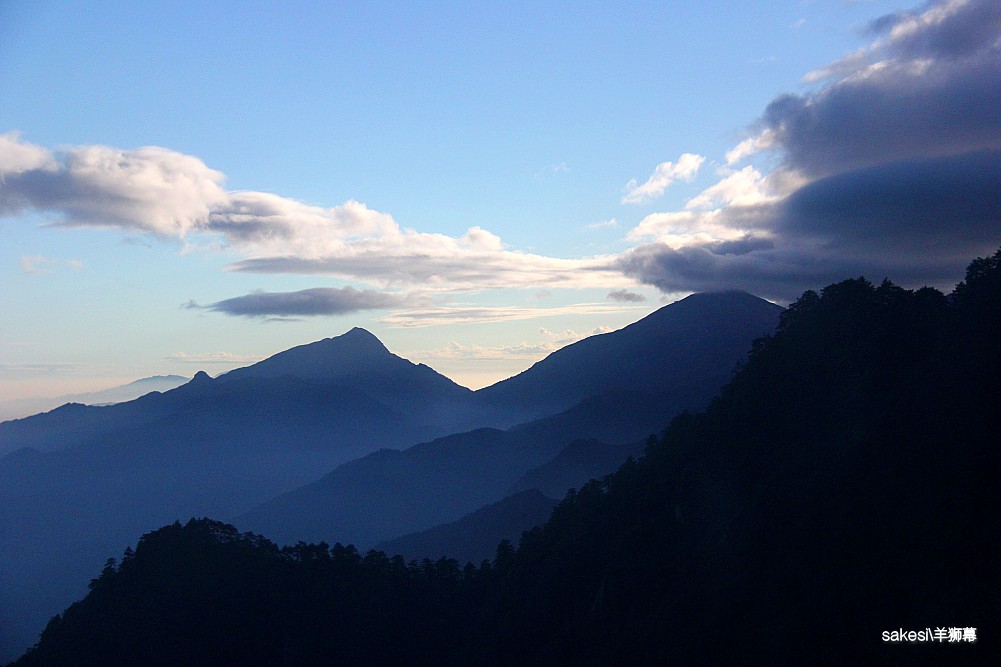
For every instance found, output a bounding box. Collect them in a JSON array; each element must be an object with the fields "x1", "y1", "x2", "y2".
[
  {"x1": 218, "y1": 327, "x2": 397, "y2": 383},
  {"x1": 337, "y1": 327, "x2": 388, "y2": 351},
  {"x1": 475, "y1": 290, "x2": 784, "y2": 421}
]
